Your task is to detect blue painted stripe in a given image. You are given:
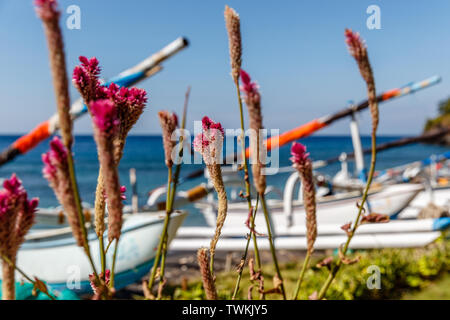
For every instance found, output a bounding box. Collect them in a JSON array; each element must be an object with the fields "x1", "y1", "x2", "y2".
[
  {"x1": 74, "y1": 70, "x2": 145, "y2": 118},
  {"x1": 422, "y1": 151, "x2": 450, "y2": 165},
  {"x1": 24, "y1": 217, "x2": 164, "y2": 250},
  {"x1": 48, "y1": 258, "x2": 155, "y2": 295},
  {"x1": 432, "y1": 217, "x2": 450, "y2": 231},
  {"x1": 107, "y1": 71, "x2": 145, "y2": 87}
]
